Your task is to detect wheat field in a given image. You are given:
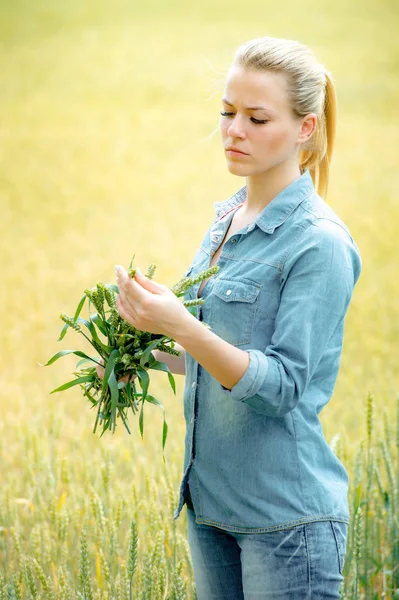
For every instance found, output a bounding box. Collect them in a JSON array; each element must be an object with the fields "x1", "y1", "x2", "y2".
[{"x1": 0, "y1": 0, "x2": 398, "y2": 597}]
